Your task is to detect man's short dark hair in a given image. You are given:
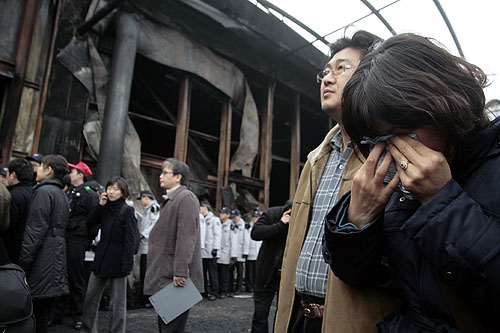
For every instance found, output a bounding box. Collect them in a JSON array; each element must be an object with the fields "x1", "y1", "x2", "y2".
[
  {"x1": 7, "y1": 158, "x2": 33, "y2": 182},
  {"x1": 328, "y1": 30, "x2": 381, "y2": 60},
  {"x1": 41, "y1": 155, "x2": 69, "y2": 182},
  {"x1": 161, "y1": 158, "x2": 191, "y2": 186}
]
